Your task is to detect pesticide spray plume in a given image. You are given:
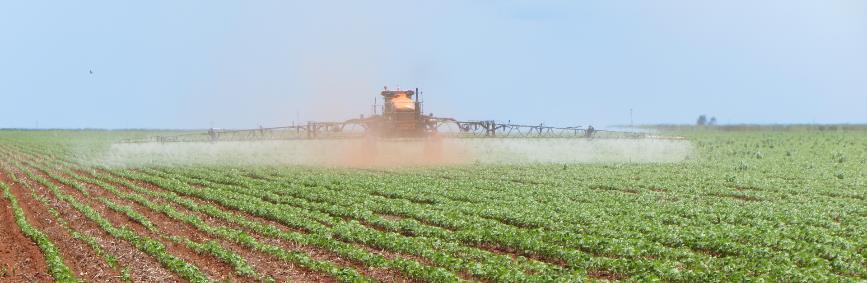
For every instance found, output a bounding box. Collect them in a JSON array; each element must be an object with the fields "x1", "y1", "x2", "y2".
[
  {"x1": 109, "y1": 67, "x2": 690, "y2": 168},
  {"x1": 100, "y1": 137, "x2": 691, "y2": 168}
]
